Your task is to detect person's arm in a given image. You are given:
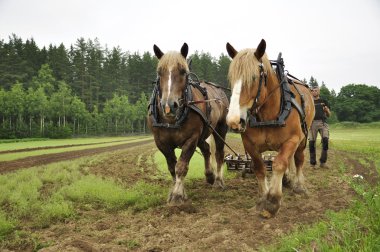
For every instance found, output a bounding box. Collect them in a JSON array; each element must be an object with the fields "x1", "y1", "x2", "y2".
[
  {"x1": 321, "y1": 99, "x2": 331, "y2": 117},
  {"x1": 323, "y1": 105, "x2": 331, "y2": 117}
]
